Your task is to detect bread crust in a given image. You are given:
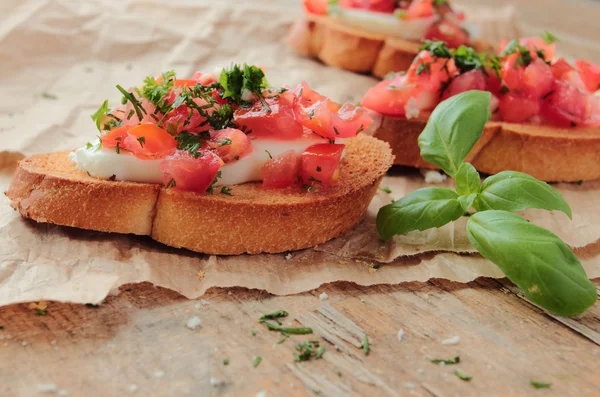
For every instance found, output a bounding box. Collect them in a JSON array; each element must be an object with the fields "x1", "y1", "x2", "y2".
[
  {"x1": 287, "y1": 14, "x2": 492, "y2": 78},
  {"x1": 5, "y1": 135, "x2": 393, "y2": 254},
  {"x1": 375, "y1": 115, "x2": 600, "y2": 182}
]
